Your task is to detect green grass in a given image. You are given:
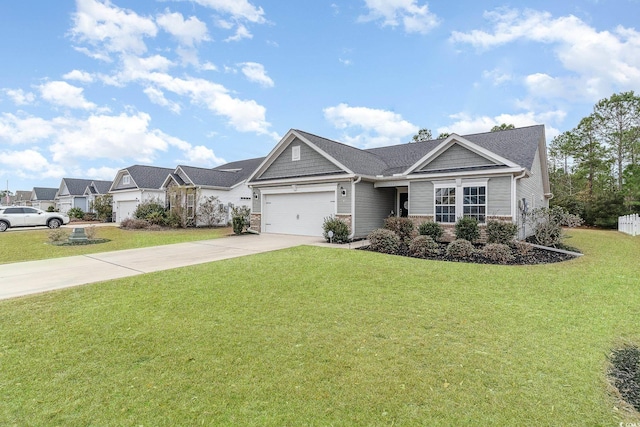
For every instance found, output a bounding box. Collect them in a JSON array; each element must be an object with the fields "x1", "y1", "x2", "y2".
[
  {"x1": 0, "y1": 225, "x2": 231, "y2": 264},
  {"x1": 1, "y1": 229, "x2": 639, "y2": 425}
]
